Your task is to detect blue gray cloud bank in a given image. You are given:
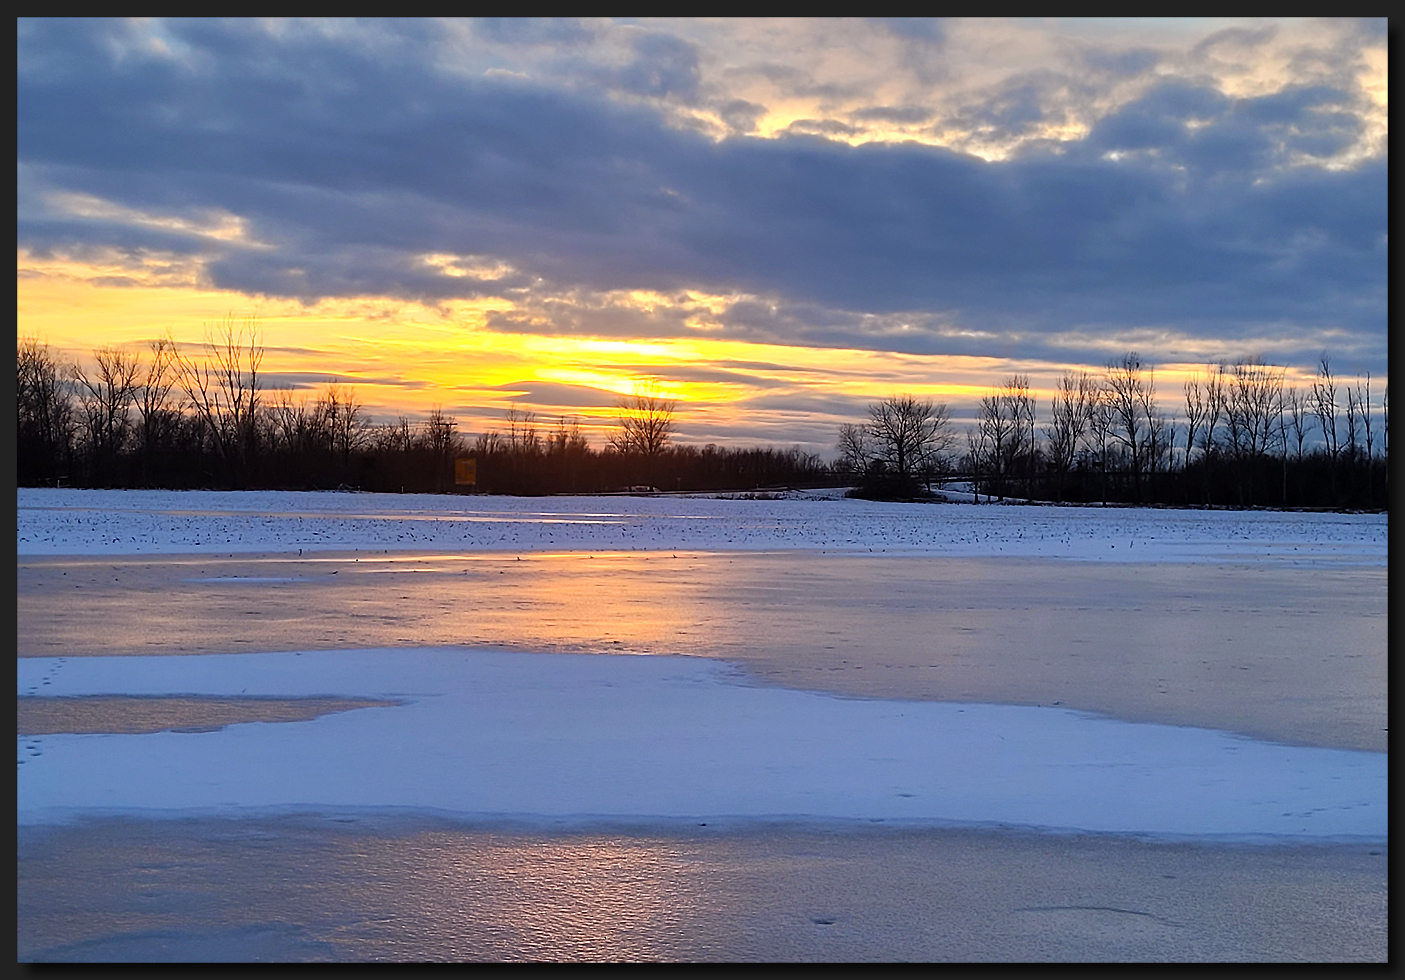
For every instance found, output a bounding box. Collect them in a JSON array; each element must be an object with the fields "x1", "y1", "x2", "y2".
[{"x1": 17, "y1": 18, "x2": 1388, "y2": 373}]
